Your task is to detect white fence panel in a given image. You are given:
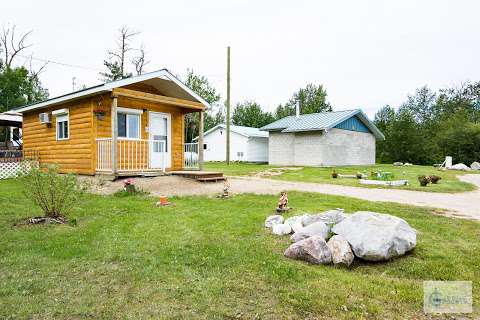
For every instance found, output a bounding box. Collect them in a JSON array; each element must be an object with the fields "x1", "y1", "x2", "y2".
[
  {"x1": 0, "y1": 160, "x2": 37, "y2": 179},
  {"x1": 184, "y1": 143, "x2": 199, "y2": 169}
]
